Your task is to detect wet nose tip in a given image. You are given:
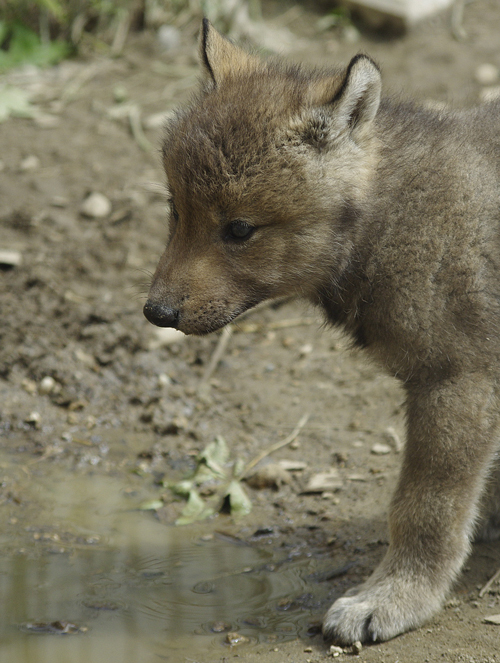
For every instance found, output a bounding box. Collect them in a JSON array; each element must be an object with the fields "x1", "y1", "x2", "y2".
[{"x1": 143, "y1": 301, "x2": 179, "y2": 328}]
